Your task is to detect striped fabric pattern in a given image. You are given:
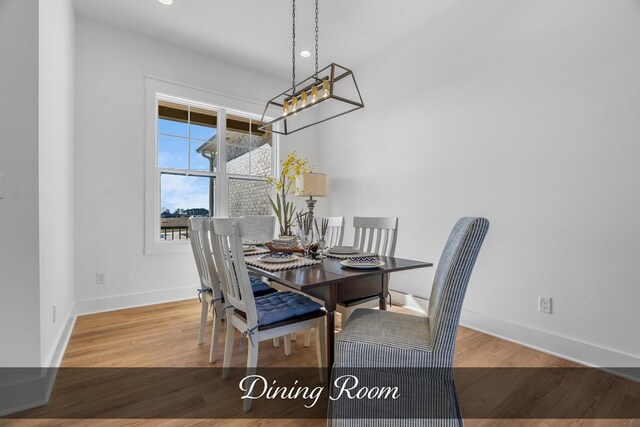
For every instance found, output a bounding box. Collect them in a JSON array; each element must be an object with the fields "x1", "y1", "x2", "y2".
[{"x1": 330, "y1": 217, "x2": 489, "y2": 426}]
